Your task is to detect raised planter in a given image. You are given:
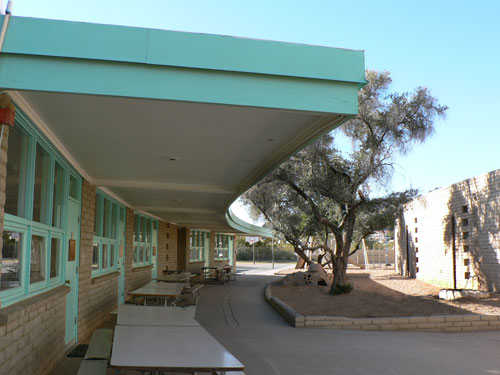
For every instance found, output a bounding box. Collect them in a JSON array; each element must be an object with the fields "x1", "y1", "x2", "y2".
[{"x1": 264, "y1": 283, "x2": 500, "y2": 332}]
